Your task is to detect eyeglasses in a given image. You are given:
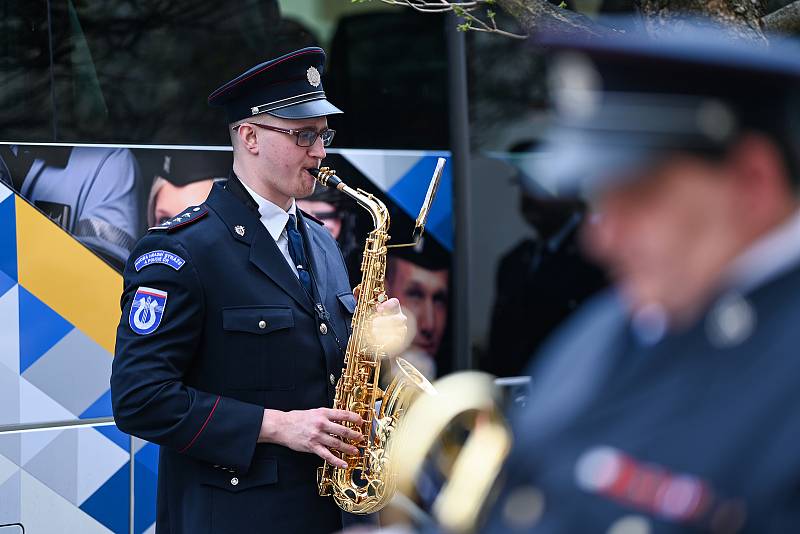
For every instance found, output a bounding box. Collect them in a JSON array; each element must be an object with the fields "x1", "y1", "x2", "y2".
[{"x1": 234, "y1": 122, "x2": 336, "y2": 147}]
